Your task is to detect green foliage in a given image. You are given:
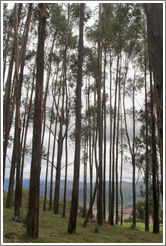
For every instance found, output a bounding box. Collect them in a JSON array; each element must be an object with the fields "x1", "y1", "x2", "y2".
[{"x1": 136, "y1": 200, "x2": 145, "y2": 222}]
